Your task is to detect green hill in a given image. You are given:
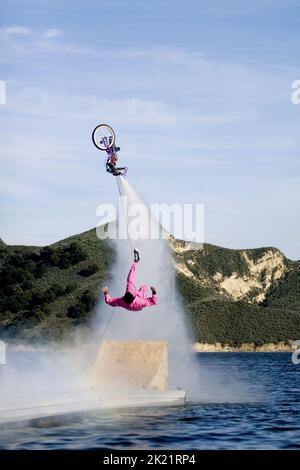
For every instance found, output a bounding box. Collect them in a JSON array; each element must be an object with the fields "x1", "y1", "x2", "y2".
[
  {"x1": 0, "y1": 228, "x2": 114, "y2": 343},
  {"x1": 0, "y1": 229, "x2": 299, "y2": 346}
]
